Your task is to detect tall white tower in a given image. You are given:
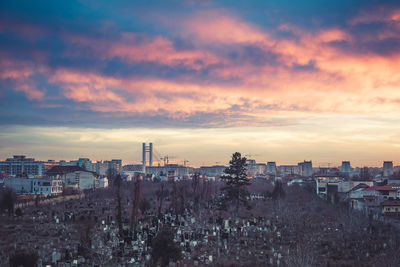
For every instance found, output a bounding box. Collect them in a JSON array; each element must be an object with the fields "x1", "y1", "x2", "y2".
[{"x1": 142, "y1": 142, "x2": 153, "y2": 174}]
